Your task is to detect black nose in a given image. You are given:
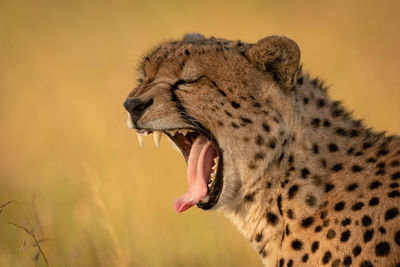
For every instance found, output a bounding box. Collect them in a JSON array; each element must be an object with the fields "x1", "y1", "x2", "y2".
[{"x1": 123, "y1": 98, "x2": 154, "y2": 123}]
